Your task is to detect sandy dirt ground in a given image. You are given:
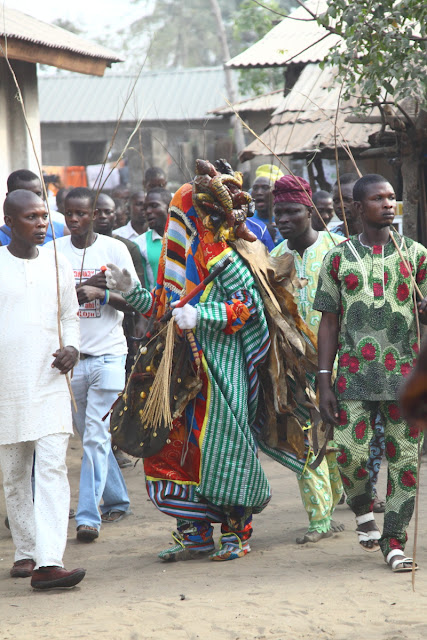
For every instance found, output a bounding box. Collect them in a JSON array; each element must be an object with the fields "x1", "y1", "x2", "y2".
[{"x1": 1, "y1": 441, "x2": 427, "y2": 640}]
